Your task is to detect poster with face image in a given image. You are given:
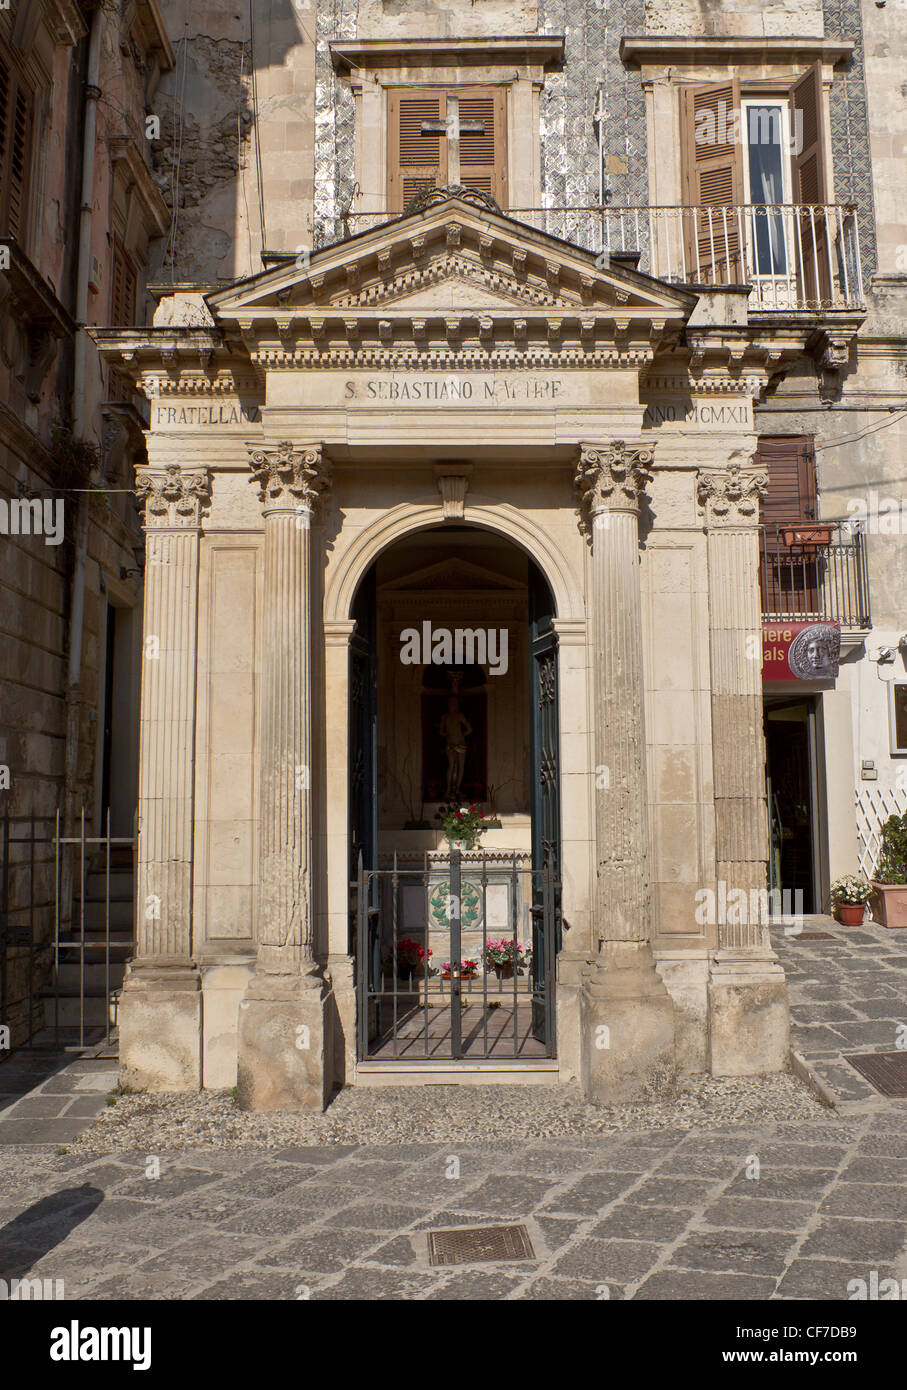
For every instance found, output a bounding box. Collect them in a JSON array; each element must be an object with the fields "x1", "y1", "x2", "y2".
[{"x1": 763, "y1": 621, "x2": 841, "y2": 681}]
